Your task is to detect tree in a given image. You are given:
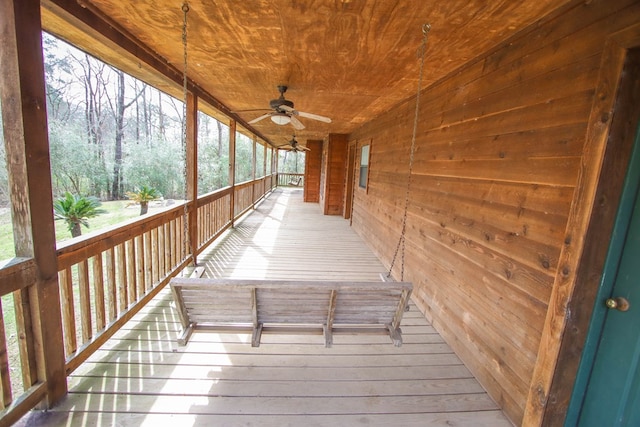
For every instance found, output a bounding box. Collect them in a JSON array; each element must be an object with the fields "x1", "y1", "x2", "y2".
[
  {"x1": 53, "y1": 192, "x2": 105, "y2": 237},
  {"x1": 110, "y1": 69, "x2": 144, "y2": 200},
  {"x1": 126, "y1": 185, "x2": 160, "y2": 215}
]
